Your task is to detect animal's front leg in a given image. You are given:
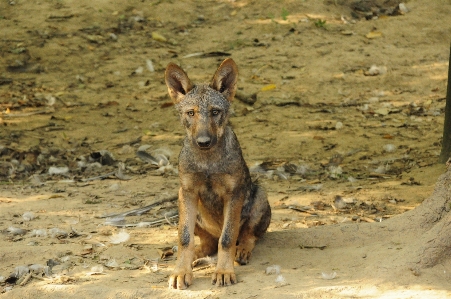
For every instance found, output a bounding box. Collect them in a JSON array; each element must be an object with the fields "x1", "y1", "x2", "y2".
[
  {"x1": 212, "y1": 195, "x2": 243, "y2": 286},
  {"x1": 168, "y1": 187, "x2": 197, "y2": 290}
]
